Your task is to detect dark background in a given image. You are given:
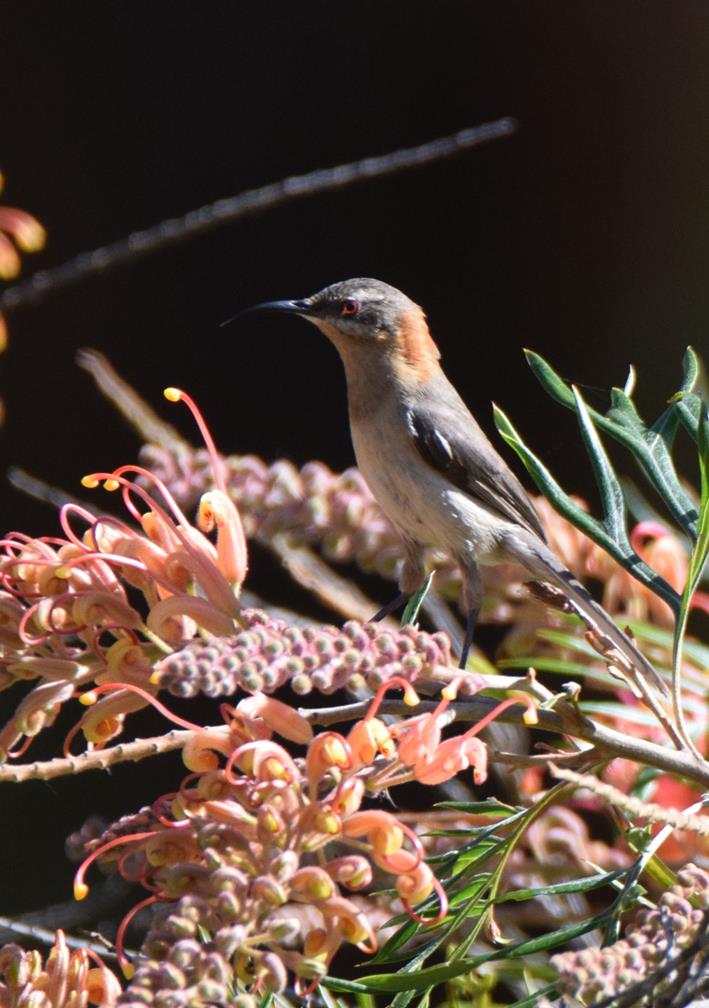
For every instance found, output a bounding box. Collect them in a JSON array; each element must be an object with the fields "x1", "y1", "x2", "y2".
[{"x1": 0, "y1": 2, "x2": 706, "y2": 915}]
